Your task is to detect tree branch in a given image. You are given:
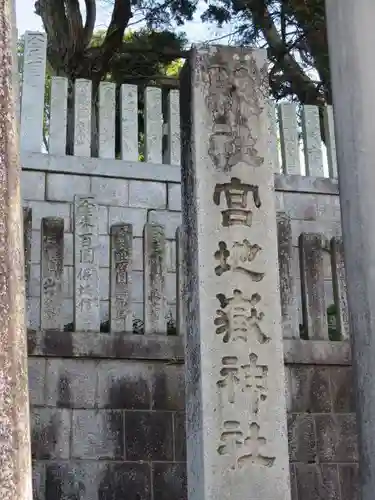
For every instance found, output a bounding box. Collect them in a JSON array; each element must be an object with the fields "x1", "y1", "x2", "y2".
[{"x1": 83, "y1": 0, "x2": 96, "y2": 47}]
